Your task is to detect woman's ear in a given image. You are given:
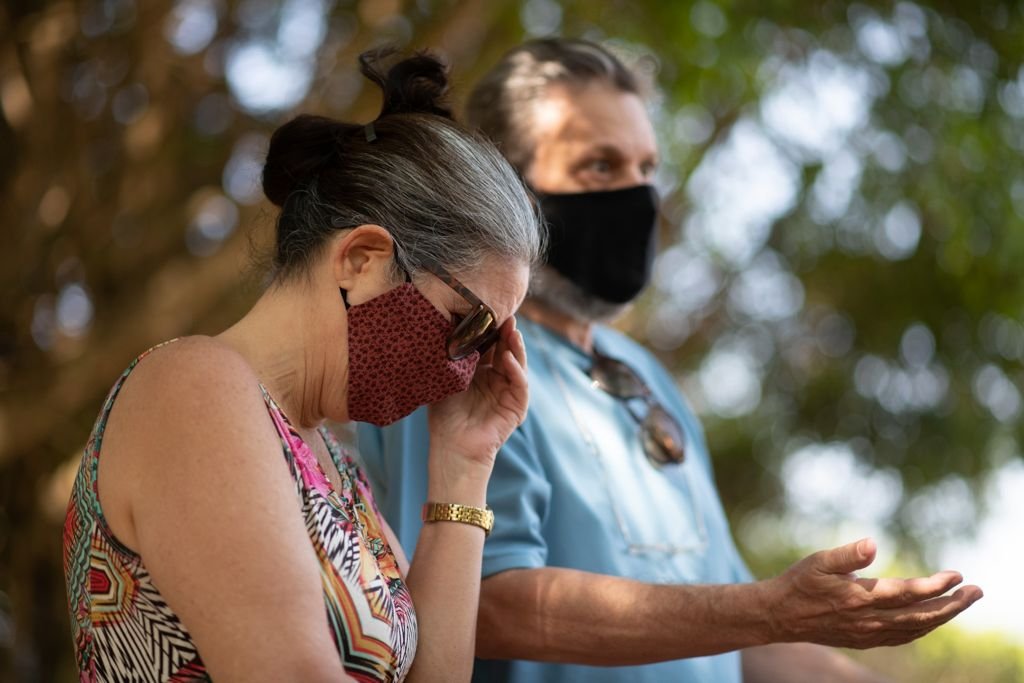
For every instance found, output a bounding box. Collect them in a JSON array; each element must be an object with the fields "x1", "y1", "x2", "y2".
[{"x1": 331, "y1": 225, "x2": 397, "y2": 305}]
